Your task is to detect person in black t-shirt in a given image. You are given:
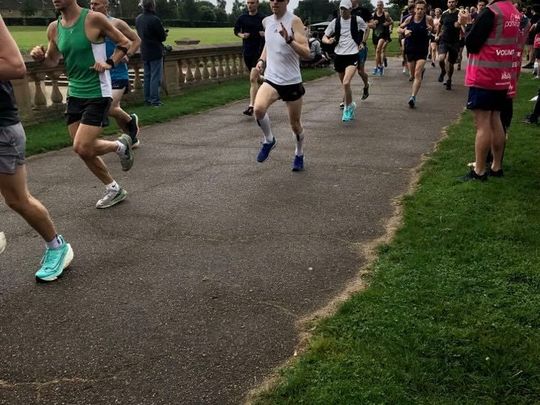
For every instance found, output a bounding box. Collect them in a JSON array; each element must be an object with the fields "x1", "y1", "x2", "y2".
[
  {"x1": 234, "y1": 0, "x2": 265, "y2": 116},
  {"x1": 436, "y1": 0, "x2": 463, "y2": 90},
  {"x1": 0, "y1": 14, "x2": 73, "y2": 281}
]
